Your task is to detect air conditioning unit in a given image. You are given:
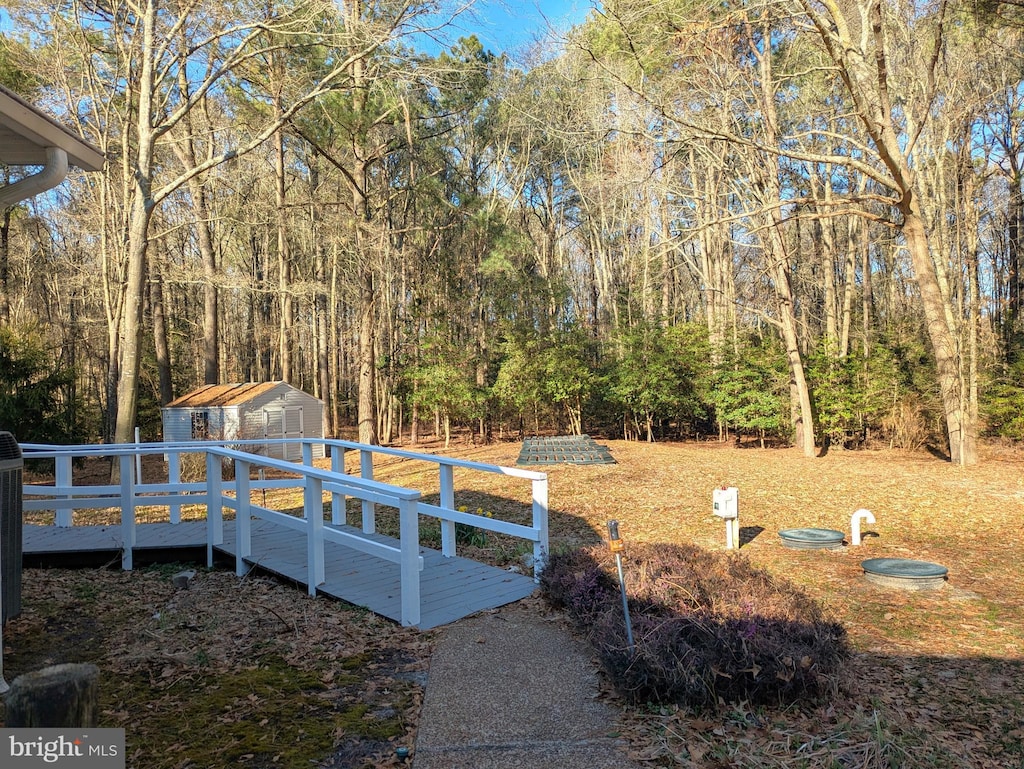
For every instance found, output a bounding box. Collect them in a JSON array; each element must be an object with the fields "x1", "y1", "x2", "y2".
[{"x1": 0, "y1": 431, "x2": 23, "y2": 623}]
